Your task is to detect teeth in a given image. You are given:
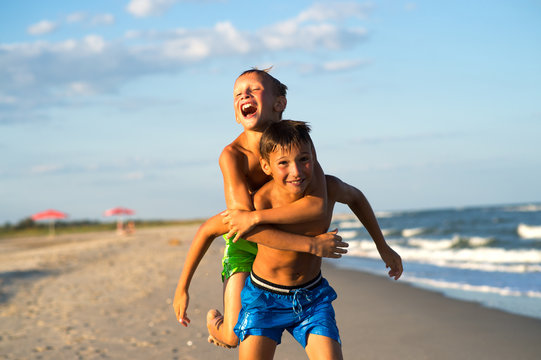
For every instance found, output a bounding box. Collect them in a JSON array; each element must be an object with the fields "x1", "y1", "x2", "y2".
[{"x1": 241, "y1": 103, "x2": 257, "y2": 117}]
